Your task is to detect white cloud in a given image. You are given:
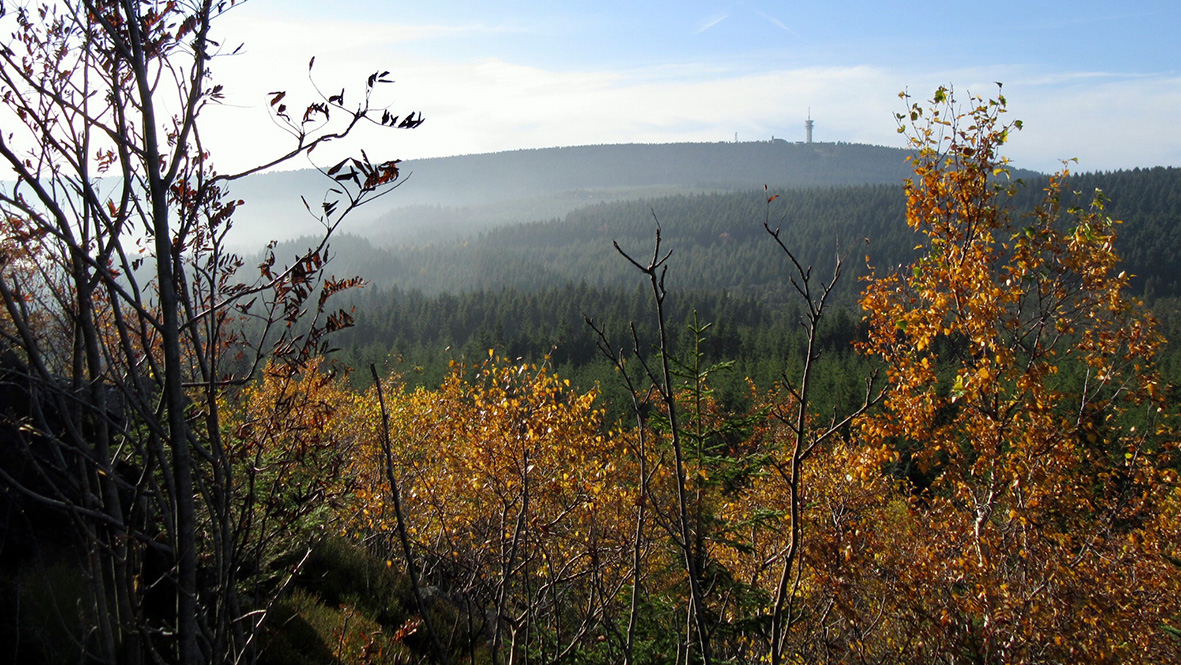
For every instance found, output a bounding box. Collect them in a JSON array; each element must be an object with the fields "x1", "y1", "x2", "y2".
[
  {"x1": 1001, "y1": 74, "x2": 1181, "y2": 171},
  {"x1": 755, "y1": 10, "x2": 796, "y2": 36},
  {"x1": 696, "y1": 14, "x2": 729, "y2": 33},
  {"x1": 196, "y1": 8, "x2": 1181, "y2": 177}
]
